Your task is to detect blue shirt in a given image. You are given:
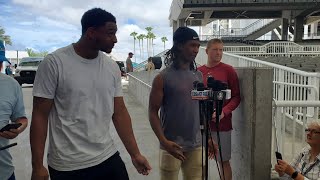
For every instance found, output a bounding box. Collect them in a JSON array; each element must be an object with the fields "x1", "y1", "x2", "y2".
[{"x1": 0, "y1": 73, "x2": 26, "y2": 179}]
